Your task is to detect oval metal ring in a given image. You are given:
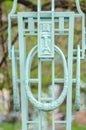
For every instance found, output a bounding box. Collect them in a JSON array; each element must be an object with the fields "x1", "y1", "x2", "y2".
[{"x1": 25, "y1": 45, "x2": 68, "y2": 111}]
